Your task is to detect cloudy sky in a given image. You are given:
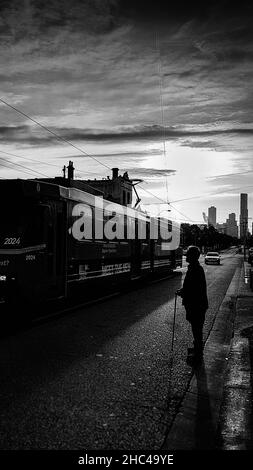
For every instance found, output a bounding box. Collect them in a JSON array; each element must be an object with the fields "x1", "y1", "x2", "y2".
[{"x1": 0, "y1": 0, "x2": 253, "y2": 226}]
